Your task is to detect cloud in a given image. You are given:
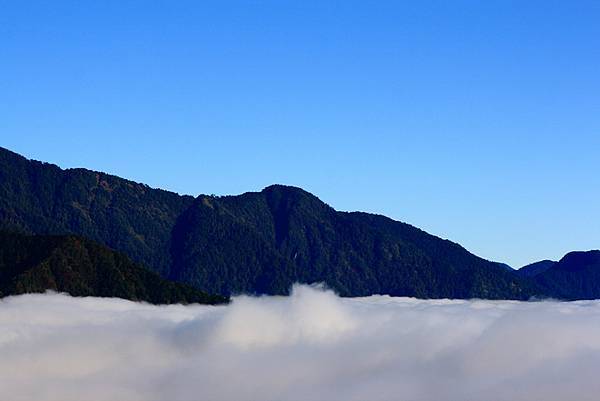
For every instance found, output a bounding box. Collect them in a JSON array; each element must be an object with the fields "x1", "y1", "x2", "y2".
[{"x1": 2, "y1": 284, "x2": 600, "y2": 401}]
